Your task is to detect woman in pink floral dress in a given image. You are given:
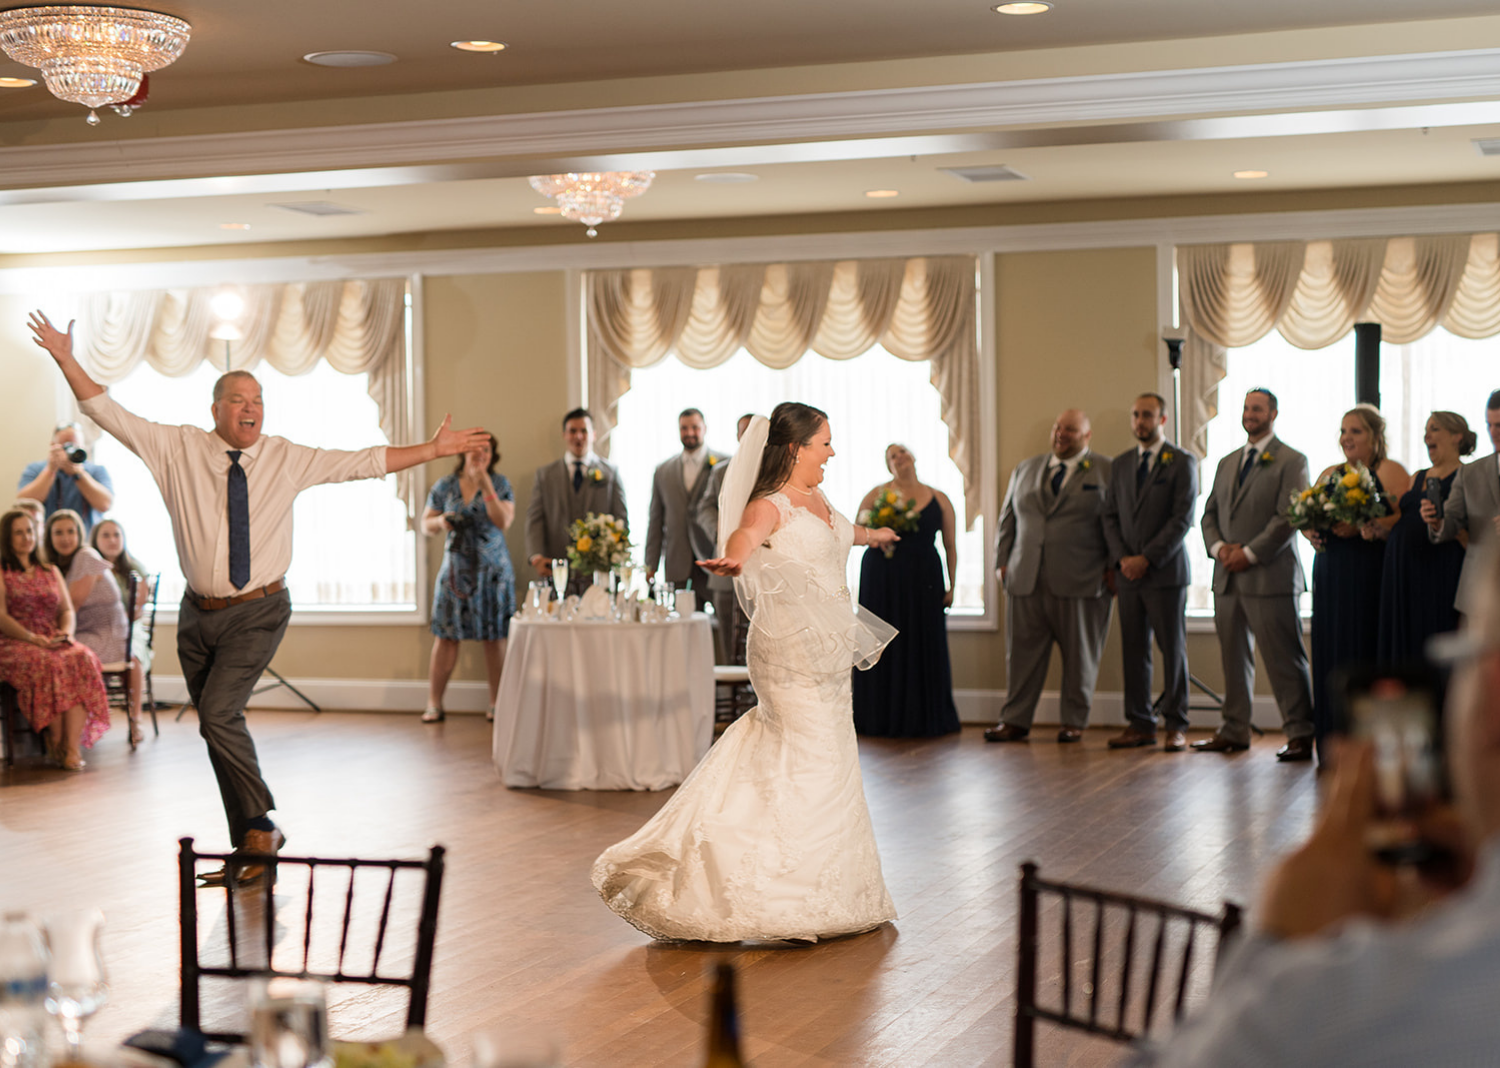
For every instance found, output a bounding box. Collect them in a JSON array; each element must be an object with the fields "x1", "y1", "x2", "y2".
[{"x1": 0, "y1": 509, "x2": 109, "y2": 769}]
